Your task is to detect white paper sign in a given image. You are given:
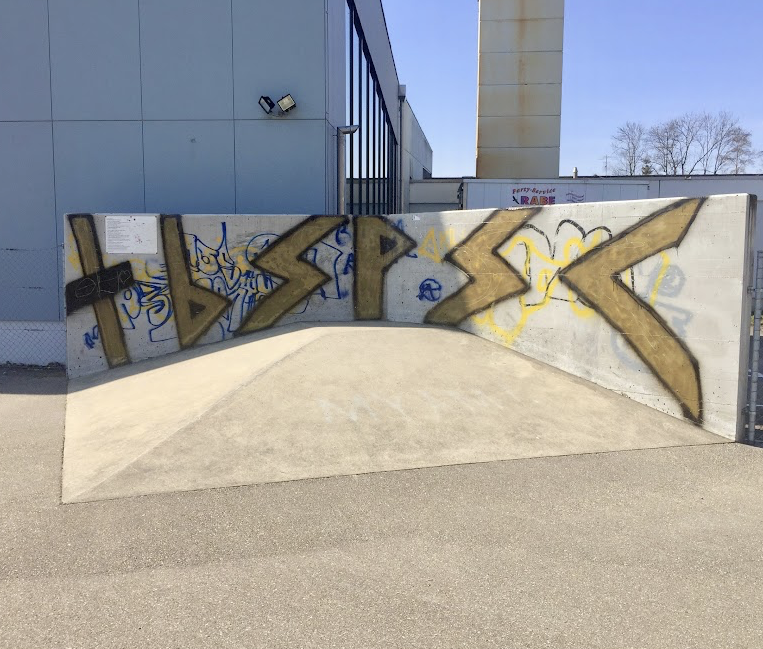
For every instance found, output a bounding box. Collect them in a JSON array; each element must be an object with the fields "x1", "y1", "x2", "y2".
[{"x1": 105, "y1": 216, "x2": 158, "y2": 254}]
